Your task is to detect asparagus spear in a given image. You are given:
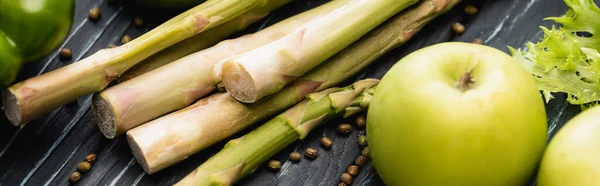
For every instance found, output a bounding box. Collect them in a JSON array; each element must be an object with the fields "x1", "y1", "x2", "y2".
[
  {"x1": 93, "y1": 0, "x2": 352, "y2": 139},
  {"x1": 175, "y1": 79, "x2": 378, "y2": 186},
  {"x1": 218, "y1": 0, "x2": 418, "y2": 103},
  {"x1": 2, "y1": 0, "x2": 288, "y2": 127},
  {"x1": 117, "y1": 3, "x2": 278, "y2": 82},
  {"x1": 126, "y1": 0, "x2": 460, "y2": 174}
]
